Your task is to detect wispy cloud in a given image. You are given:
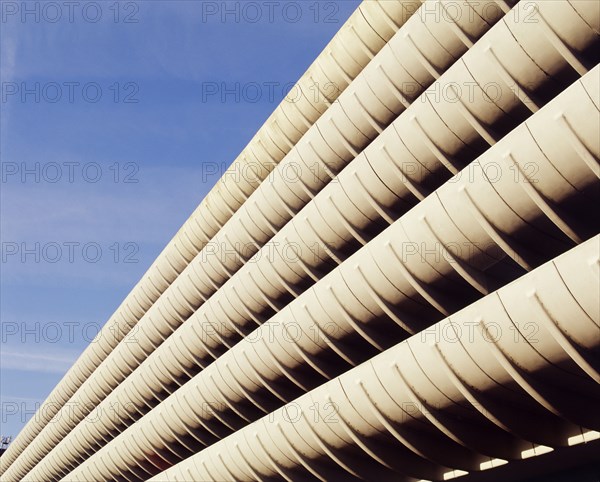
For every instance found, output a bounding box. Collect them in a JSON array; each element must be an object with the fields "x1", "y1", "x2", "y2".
[
  {"x1": 1, "y1": 165, "x2": 207, "y2": 285},
  {"x1": 0, "y1": 27, "x2": 17, "y2": 79},
  {"x1": 1, "y1": 25, "x2": 19, "y2": 133},
  {"x1": 0, "y1": 395, "x2": 43, "y2": 404},
  {"x1": 0, "y1": 0, "x2": 359, "y2": 439},
  {"x1": 0, "y1": 348, "x2": 80, "y2": 374},
  {"x1": 1, "y1": 165, "x2": 206, "y2": 240}
]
